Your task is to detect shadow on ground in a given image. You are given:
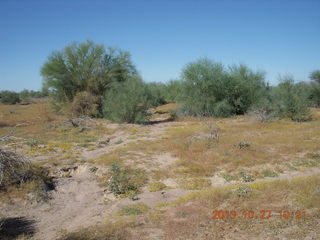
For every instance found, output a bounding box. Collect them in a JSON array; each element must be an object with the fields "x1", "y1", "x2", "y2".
[{"x1": 0, "y1": 217, "x2": 36, "y2": 239}]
